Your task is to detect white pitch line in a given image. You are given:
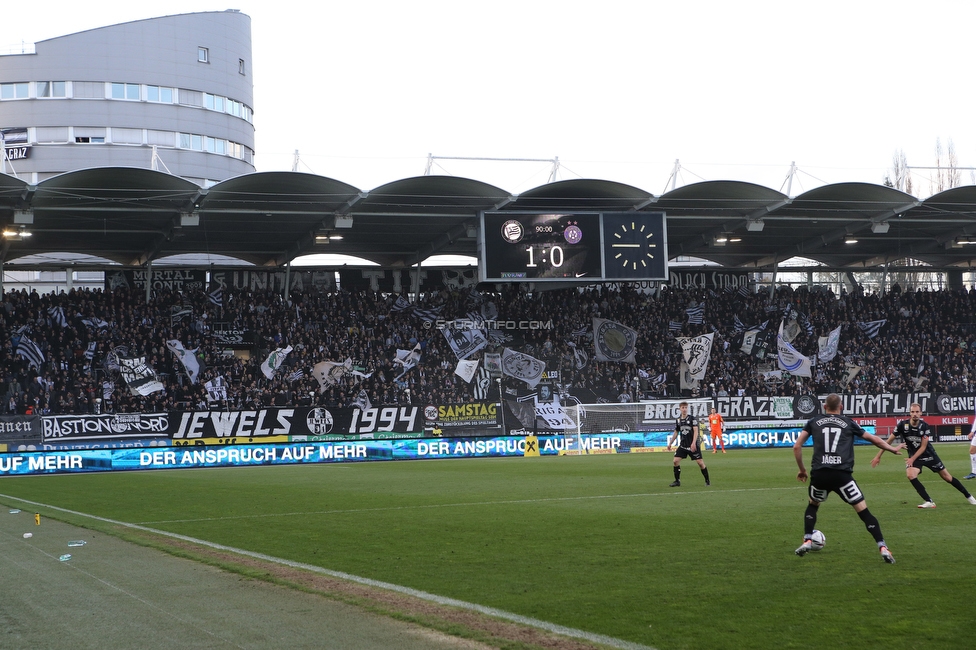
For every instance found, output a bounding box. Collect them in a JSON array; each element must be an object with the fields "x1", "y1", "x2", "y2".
[
  {"x1": 0, "y1": 493, "x2": 656, "y2": 650},
  {"x1": 136, "y1": 484, "x2": 809, "y2": 524}
]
